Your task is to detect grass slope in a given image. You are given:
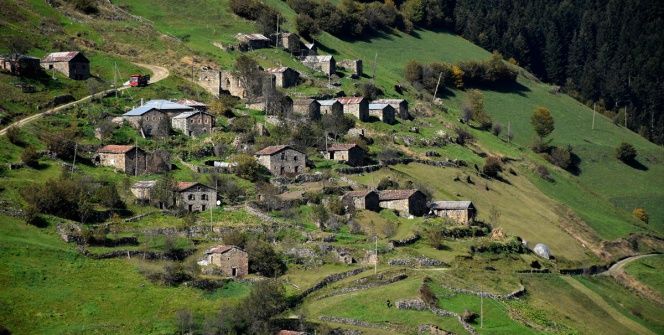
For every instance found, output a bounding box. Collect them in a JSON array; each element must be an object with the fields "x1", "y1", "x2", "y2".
[{"x1": 624, "y1": 254, "x2": 664, "y2": 297}]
